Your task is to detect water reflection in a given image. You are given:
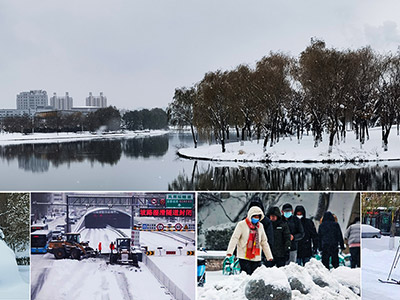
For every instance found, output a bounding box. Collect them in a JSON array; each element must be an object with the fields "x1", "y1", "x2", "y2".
[
  {"x1": 169, "y1": 162, "x2": 400, "y2": 191},
  {"x1": 122, "y1": 136, "x2": 169, "y2": 158},
  {"x1": 0, "y1": 135, "x2": 169, "y2": 173}
]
